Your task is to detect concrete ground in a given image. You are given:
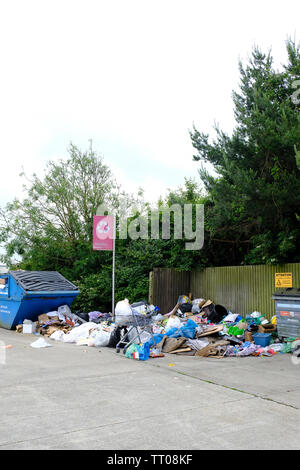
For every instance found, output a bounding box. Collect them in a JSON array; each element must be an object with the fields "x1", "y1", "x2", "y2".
[{"x1": 0, "y1": 328, "x2": 299, "y2": 450}]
